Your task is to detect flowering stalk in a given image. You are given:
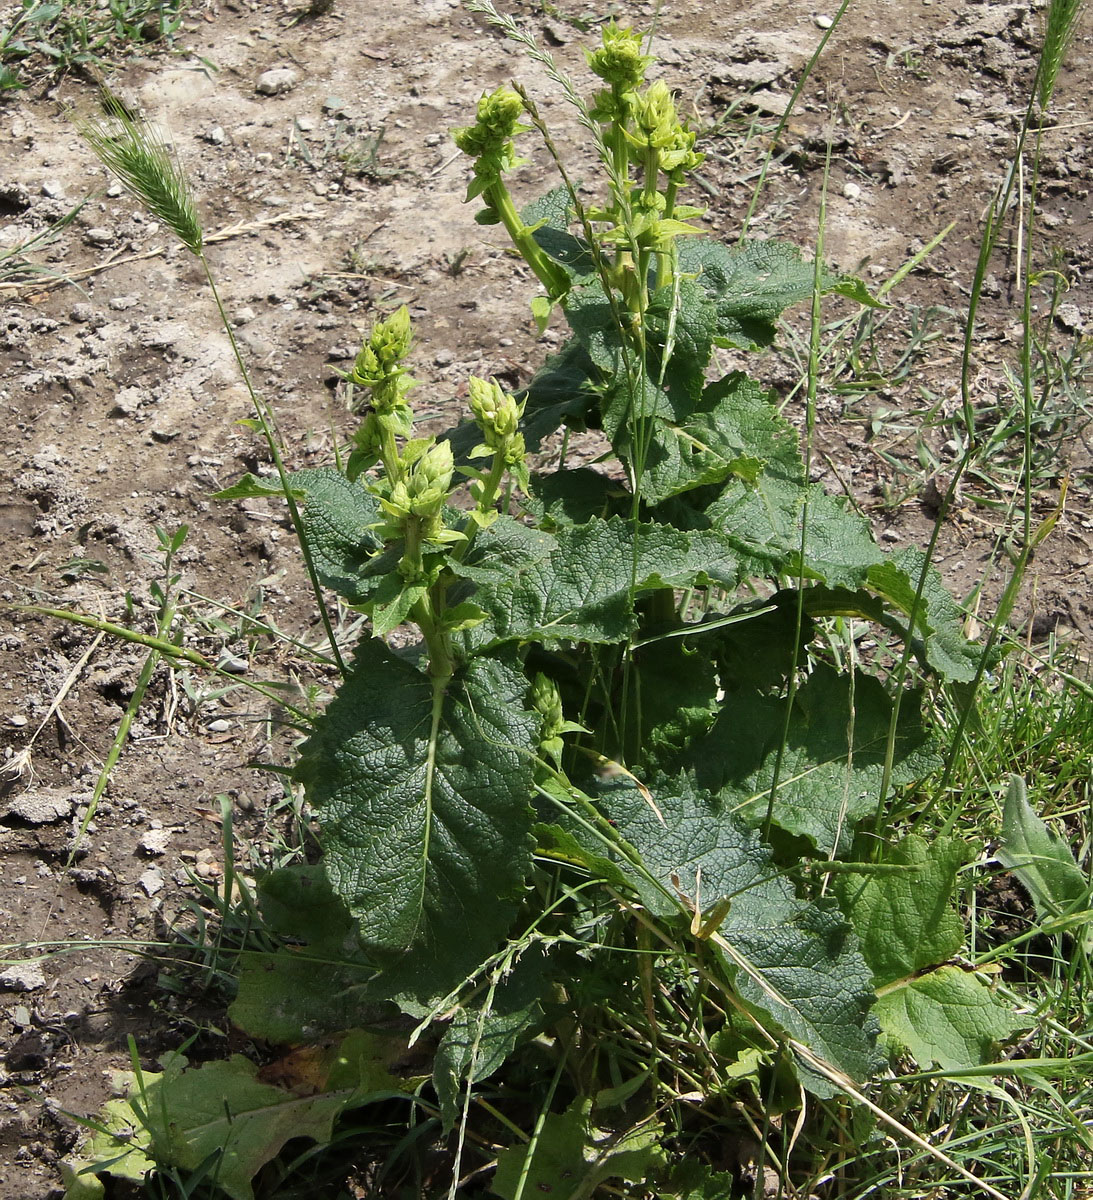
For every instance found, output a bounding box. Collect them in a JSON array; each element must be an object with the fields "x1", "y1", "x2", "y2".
[
  {"x1": 346, "y1": 306, "x2": 416, "y2": 481},
  {"x1": 466, "y1": 376, "x2": 528, "y2": 524},
  {"x1": 453, "y1": 87, "x2": 570, "y2": 300}
]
